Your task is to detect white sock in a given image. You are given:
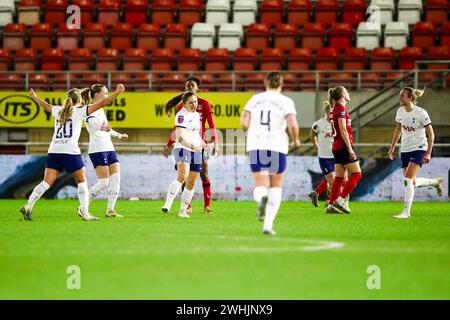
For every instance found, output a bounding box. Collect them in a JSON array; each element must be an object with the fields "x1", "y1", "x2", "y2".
[
  {"x1": 403, "y1": 178, "x2": 415, "y2": 214},
  {"x1": 180, "y1": 187, "x2": 195, "y2": 213},
  {"x1": 89, "y1": 178, "x2": 109, "y2": 202},
  {"x1": 263, "y1": 187, "x2": 282, "y2": 231},
  {"x1": 27, "y1": 181, "x2": 50, "y2": 210},
  {"x1": 415, "y1": 177, "x2": 438, "y2": 188},
  {"x1": 77, "y1": 182, "x2": 90, "y2": 216},
  {"x1": 253, "y1": 186, "x2": 268, "y2": 203},
  {"x1": 107, "y1": 173, "x2": 120, "y2": 212},
  {"x1": 164, "y1": 179, "x2": 183, "y2": 210}
]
